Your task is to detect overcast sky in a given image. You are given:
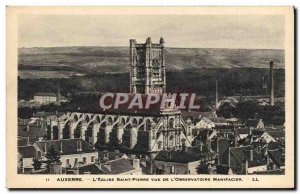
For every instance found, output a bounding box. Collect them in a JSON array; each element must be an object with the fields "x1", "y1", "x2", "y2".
[{"x1": 18, "y1": 15, "x2": 285, "y2": 49}]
